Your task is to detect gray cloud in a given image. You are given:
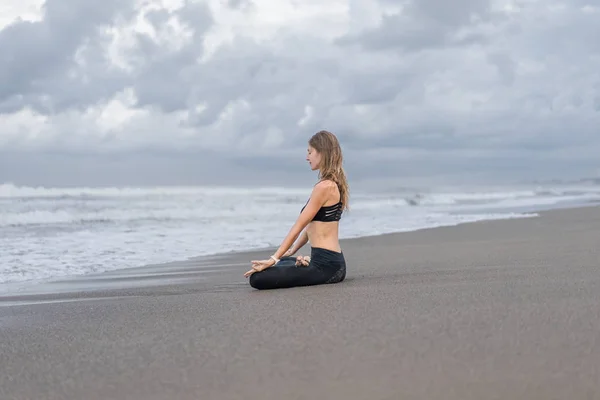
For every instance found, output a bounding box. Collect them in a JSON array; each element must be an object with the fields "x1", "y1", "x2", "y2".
[
  {"x1": 0, "y1": 0, "x2": 137, "y2": 114},
  {"x1": 226, "y1": 0, "x2": 253, "y2": 10},
  {"x1": 1, "y1": 0, "x2": 599, "y2": 187},
  {"x1": 130, "y1": 2, "x2": 214, "y2": 113},
  {"x1": 338, "y1": 0, "x2": 495, "y2": 51}
]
